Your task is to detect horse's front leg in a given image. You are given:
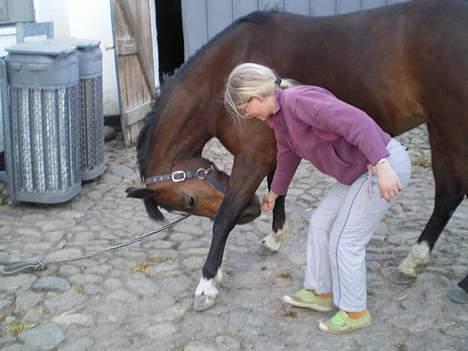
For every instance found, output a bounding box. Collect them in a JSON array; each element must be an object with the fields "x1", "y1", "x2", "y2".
[
  {"x1": 193, "y1": 159, "x2": 267, "y2": 311},
  {"x1": 194, "y1": 204, "x2": 237, "y2": 311},
  {"x1": 260, "y1": 172, "x2": 288, "y2": 253}
]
